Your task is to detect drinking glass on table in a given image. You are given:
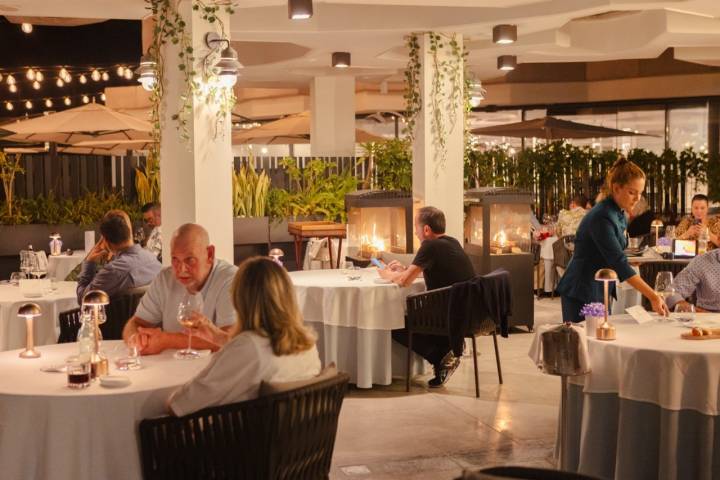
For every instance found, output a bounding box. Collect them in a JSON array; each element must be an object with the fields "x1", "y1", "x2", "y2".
[
  {"x1": 175, "y1": 293, "x2": 204, "y2": 359},
  {"x1": 9, "y1": 272, "x2": 25, "y2": 286},
  {"x1": 66, "y1": 356, "x2": 91, "y2": 389},
  {"x1": 114, "y1": 333, "x2": 142, "y2": 370},
  {"x1": 673, "y1": 302, "x2": 695, "y2": 323},
  {"x1": 654, "y1": 271, "x2": 674, "y2": 317}
]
